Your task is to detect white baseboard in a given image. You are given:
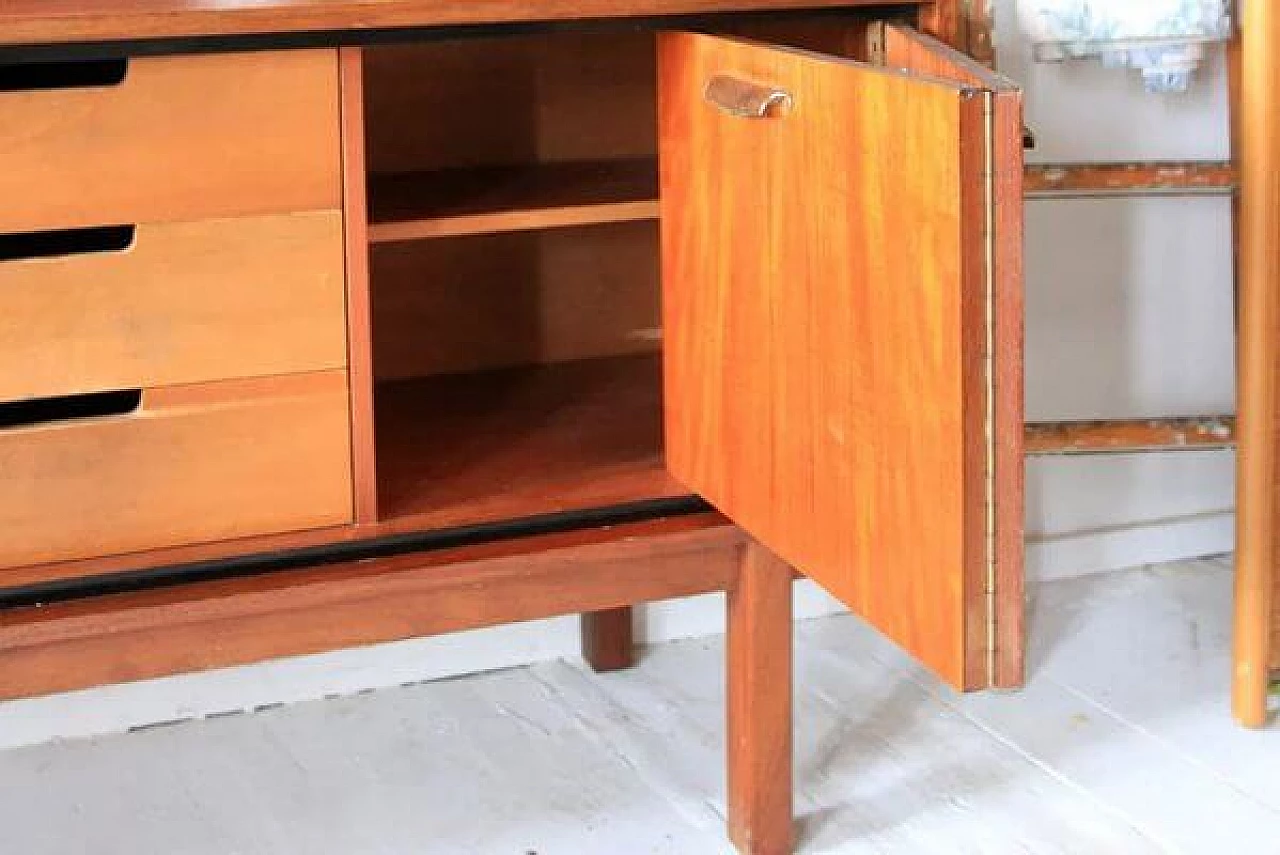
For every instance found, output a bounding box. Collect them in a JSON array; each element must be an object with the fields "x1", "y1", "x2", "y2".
[
  {"x1": 0, "y1": 514, "x2": 1232, "y2": 751},
  {"x1": 1027, "y1": 510, "x2": 1234, "y2": 582}
]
